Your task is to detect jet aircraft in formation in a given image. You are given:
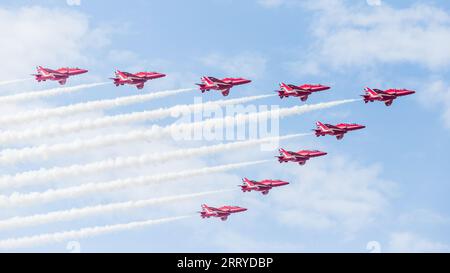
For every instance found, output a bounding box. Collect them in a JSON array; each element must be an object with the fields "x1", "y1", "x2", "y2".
[
  {"x1": 110, "y1": 70, "x2": 166, "y2": 89},
  {"x1": 30, "y1": 65, "x2": 416, "y2": 222},
  {"x1": 314, "y1": 121, "x2": 365, "y2": 140},
  {"x1": 276, "y1": 148, "x2": 327, "y2": 165},
  {"x1": 195, "y1": 76, "x2": 251, "y2": 96},
  {"x1": 240, "y1": 177, "x2": 289, "y2": 195},
  {"x1": 361, "y1": 87, "x2": 415, "y2": 106},
  {"x1": 275, "y1": 82, "x2": 330, "y2": 101},
  {"x1": 199, "y1": 204, "x2": 247, "y2": 221},
  {"x1": 32, "y1": 66, "x2": 88, "y2": 85}
]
